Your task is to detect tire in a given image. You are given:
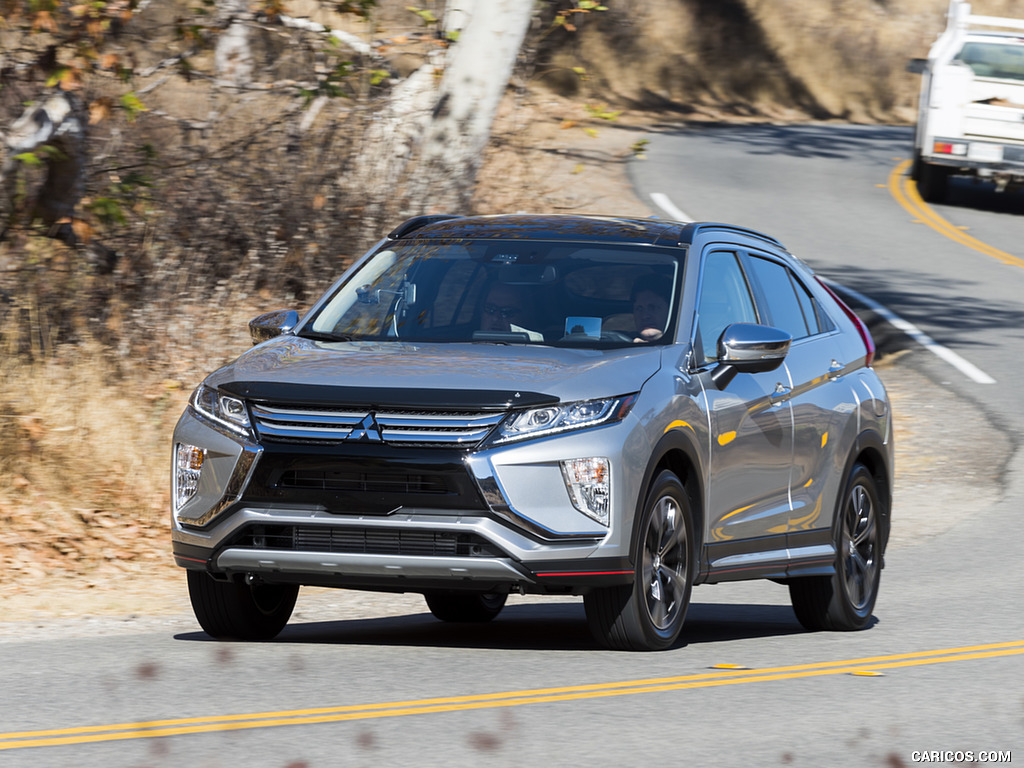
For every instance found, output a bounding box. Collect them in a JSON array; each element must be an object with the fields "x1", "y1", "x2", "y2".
[
  {"x1": 187, "y1": 570, "x2": 298, "y2": 641},
  {"x1": 789, "y1": 462, "x2": 882, "y2": 631},
  {"x1": 915, "y1": 157, "x2": 950, "y2": 203},
  {"x1": 584, "y1": 470, "x2": 694, "y2": 651},
  {"x1": 424, "y1": 591, "x2": 508, "y2": 623}
]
